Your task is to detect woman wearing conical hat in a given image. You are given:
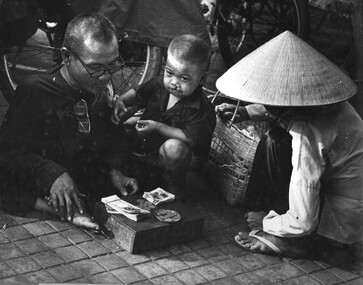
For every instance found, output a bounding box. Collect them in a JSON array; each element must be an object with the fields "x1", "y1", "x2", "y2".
[{"x1": 215, "y1": 31, "x2": 363, "y2": 260}]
